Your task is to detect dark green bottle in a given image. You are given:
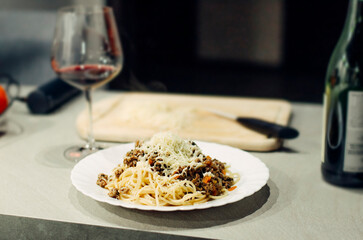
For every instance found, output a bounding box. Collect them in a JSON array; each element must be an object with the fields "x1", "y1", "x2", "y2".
[{"x1": 322, "y1": 0, "x2": 363, "y2": 187}]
